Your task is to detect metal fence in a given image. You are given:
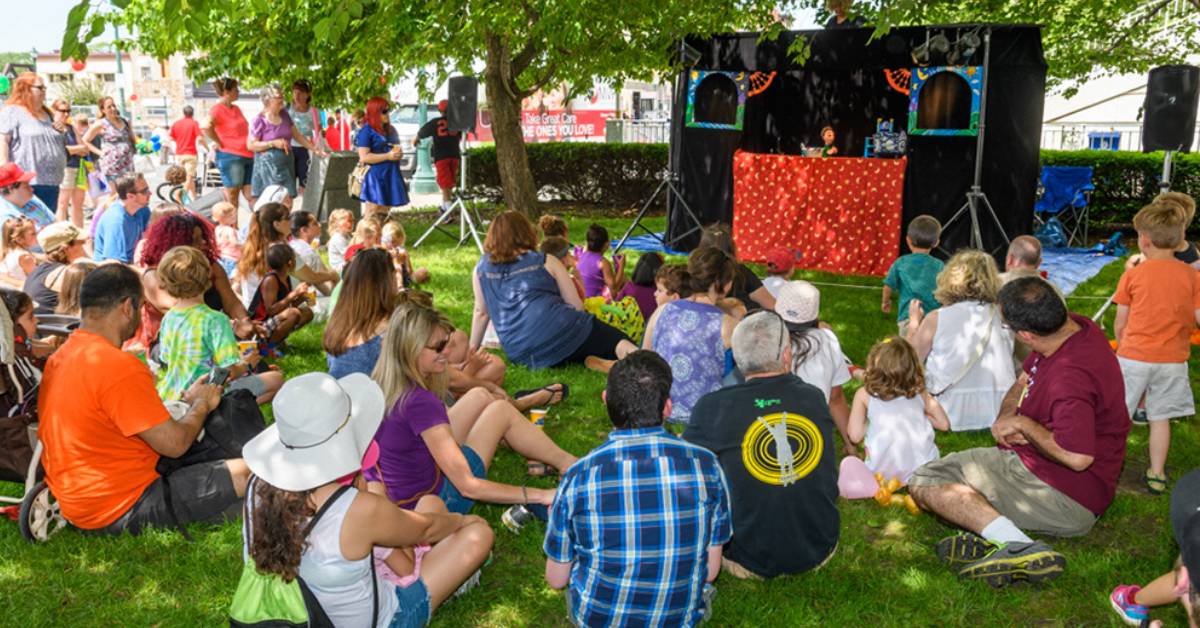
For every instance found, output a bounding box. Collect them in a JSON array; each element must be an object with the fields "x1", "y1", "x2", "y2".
[
  {"x1": 605, "y1": 119, "x2": 670, "y2": 144},
  {"x1": 1041, "y1": 124, "x2": 1200, "y2": 152}
]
